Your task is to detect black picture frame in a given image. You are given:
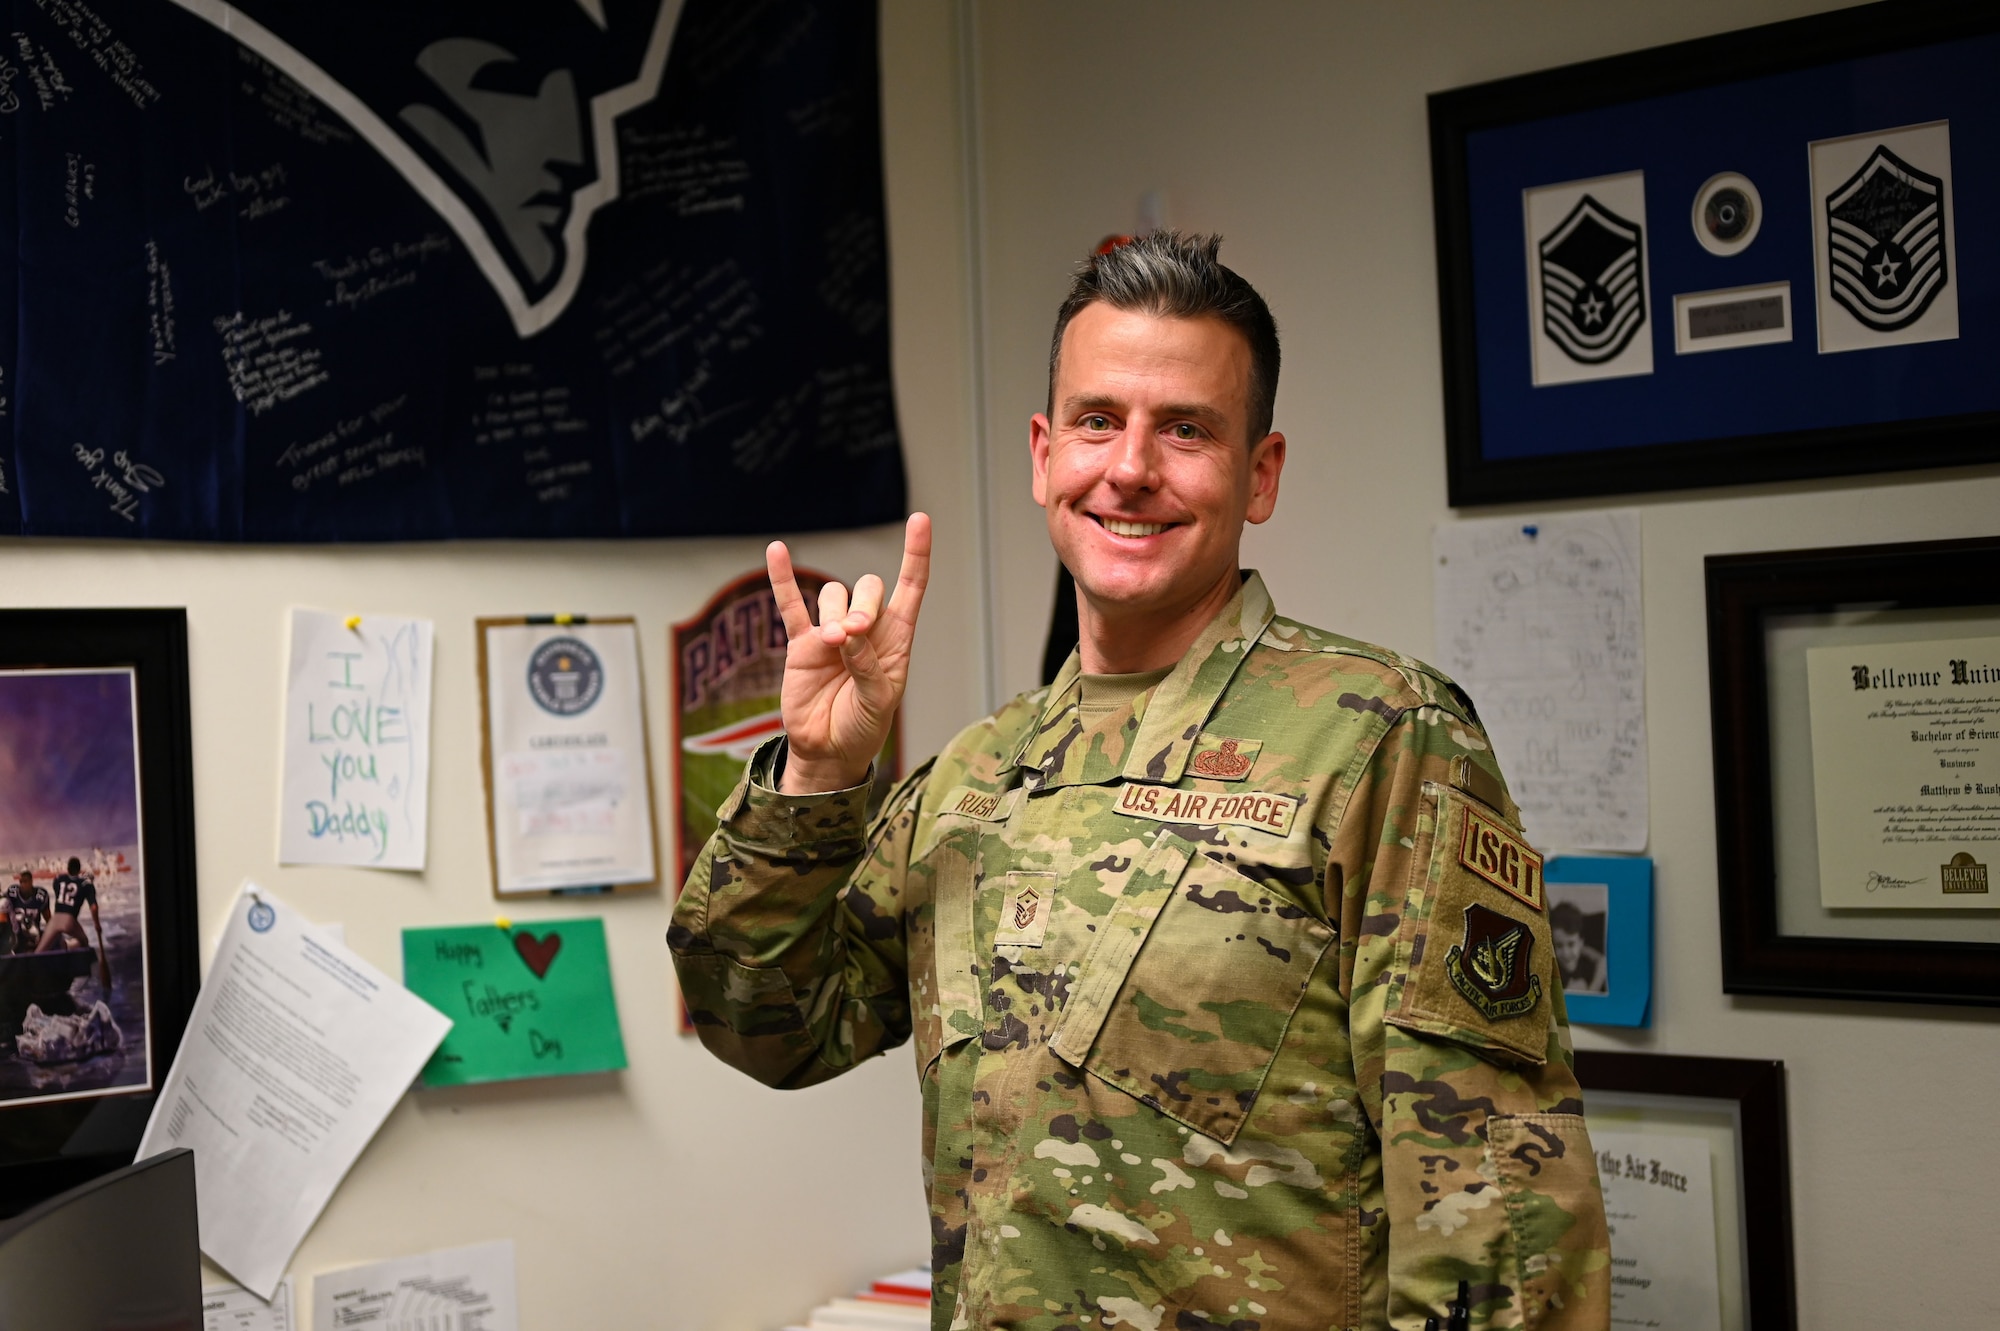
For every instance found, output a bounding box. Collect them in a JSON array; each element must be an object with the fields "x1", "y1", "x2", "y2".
[
  {"x1": 1429, "y1": 0, "x2": 2000, "y2": 507},
  {"x1": 1706, "y1": 535, "x2": 2000, "y2": 1007},
  {"x1": 1573, "y1": 1050, "x2": 1794, "y2": 1331},
  {"x1": 0, "y1": 610, "x2": 200, "y2": 1215}
]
